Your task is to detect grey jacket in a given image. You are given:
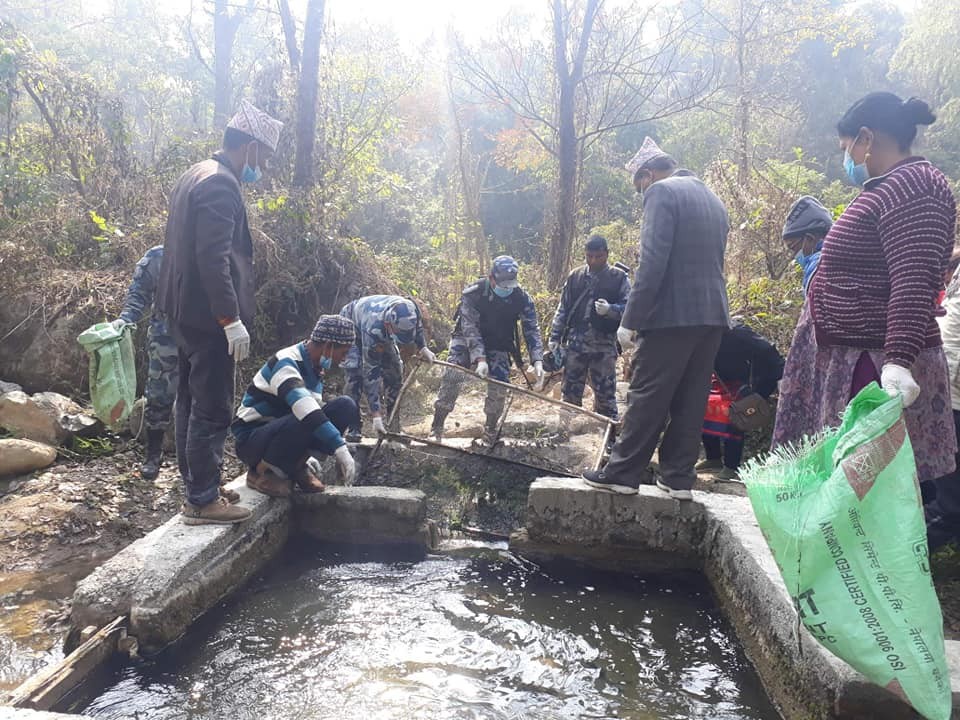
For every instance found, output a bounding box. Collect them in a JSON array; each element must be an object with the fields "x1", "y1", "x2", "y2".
[{"x1": 621, "y1": 169, "x2": 730, "y2": 331}]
